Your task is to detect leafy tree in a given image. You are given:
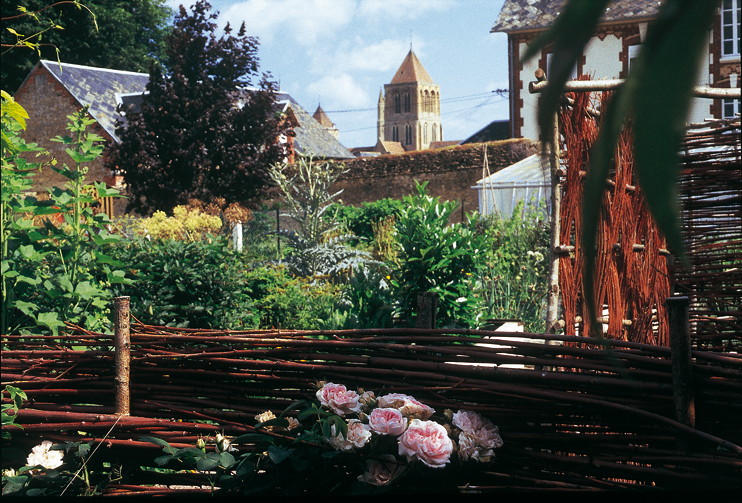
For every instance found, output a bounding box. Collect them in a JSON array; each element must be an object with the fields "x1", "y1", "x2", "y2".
[
  {"x1": 1, "y1": 0, "x2": 172, "y2": 92},
  {"x1": 108, "y1": 0, "x2": 290, "y2": 215}
]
